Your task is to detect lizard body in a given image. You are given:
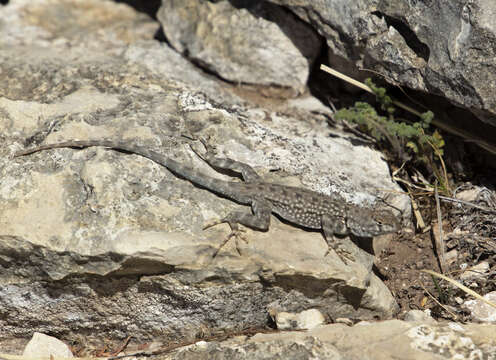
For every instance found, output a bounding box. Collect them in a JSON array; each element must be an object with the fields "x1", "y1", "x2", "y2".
[{"x1": 15, "y1": 140, "x2": 399, "y2": 261}]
